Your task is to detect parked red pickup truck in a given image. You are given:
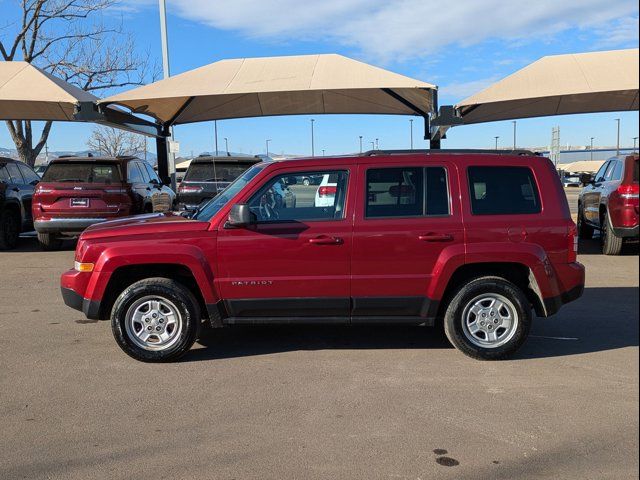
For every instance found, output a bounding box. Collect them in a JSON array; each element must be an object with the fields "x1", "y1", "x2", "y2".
[{"x1": 61, "y1": 151, "x2": 584, "y2": 362}]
